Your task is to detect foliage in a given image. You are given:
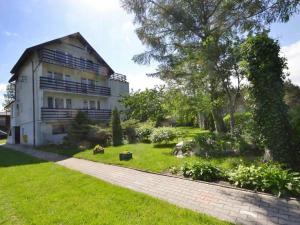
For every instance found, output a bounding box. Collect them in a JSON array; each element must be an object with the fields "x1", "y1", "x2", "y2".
[
  {"x1": 121, "y1": 0, "x2": 299, "y2": 134},
  {"x1": 223, "y1": 112, "x2": 252, "y2": 135},
  {"x1": 181, "y1": 162, "x2": 224, "y2": 182},
  {"x1": 136, "y1": 125, "x2": 154, "y2": 142},
  {"x1": 227, "y1": 163, "x2": 300, "y2": 197},
  {"x1": 240, "y1": 34, "x2": 295, "y2": 165},
  {"x1": 2, "y1": 83, "x2": 15, "y2": 109},
  {"x1": 65, "y1": 111, "x2": 90, "y2": 145},
  {"x1": 87, "y1": 125, "x2": 112, "y2": 146},
  {"x1": 120, "y1": 88, "x2": 166, "y2": 125},
  {"x1": 150, "y1": 127, "x2": 177, "y2": 144},
  {"x1": 112, "y1": 108, "x2": 123, "y2": 146},
  {"x1": 122, "y1": 119, "x2": 140, "y2": 143}
]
